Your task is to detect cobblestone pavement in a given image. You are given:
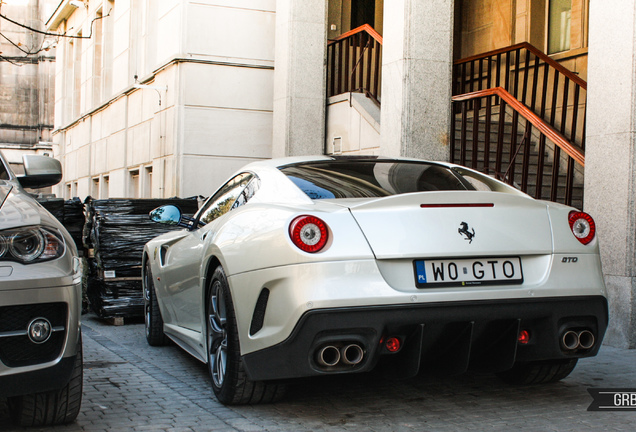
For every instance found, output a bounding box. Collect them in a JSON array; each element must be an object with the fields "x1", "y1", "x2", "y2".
[{"x1": 1, "y1": 314, "x2": 635, "y2": 431}]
